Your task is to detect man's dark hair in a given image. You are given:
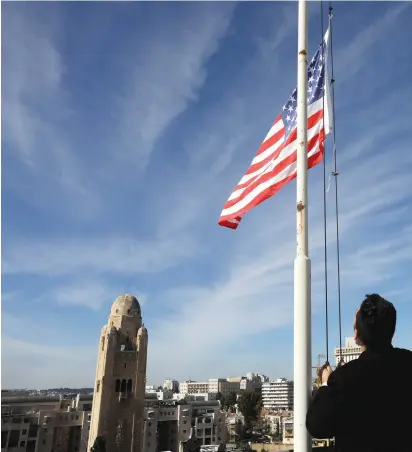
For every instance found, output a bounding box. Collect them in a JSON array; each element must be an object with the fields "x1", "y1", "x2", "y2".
[{"x1": 355, "y1": 294, "x2": 397, "y2": 349}]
